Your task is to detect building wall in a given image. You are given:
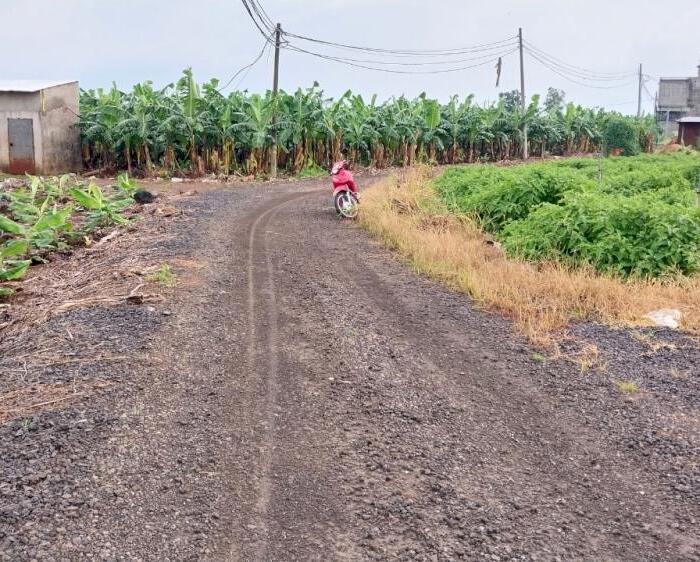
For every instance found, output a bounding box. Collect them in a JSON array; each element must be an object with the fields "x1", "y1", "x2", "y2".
[
  {"x1": 658, "y1": 79, "x2": 691, "y2": 111},
  {"x1": 0, "y1": 91, "x2": 41, "y2": 113},
  {"x1": 0, "y1": 114, "x2": 44, "y2": 172},
  {"x1": 0, "y1": 83, "x2": 80, "y2": 175},
  {"x1": 39, "y1": 82, "x2": 81, "y2": 174},
  {"x1": 691, "y1": 77, "x2": 700, "y2": 113},
  {"x1": 657, "y1": 69, "x2": 700, "y2": 137}
]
